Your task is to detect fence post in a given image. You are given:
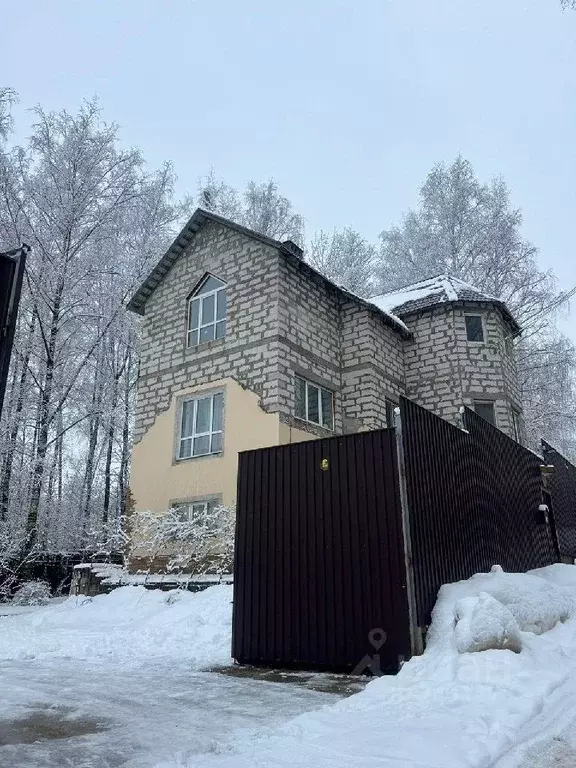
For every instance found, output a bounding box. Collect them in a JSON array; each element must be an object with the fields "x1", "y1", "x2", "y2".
[{"x1": 394, "y1": 405, "x2": 424, "y2": 656}]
